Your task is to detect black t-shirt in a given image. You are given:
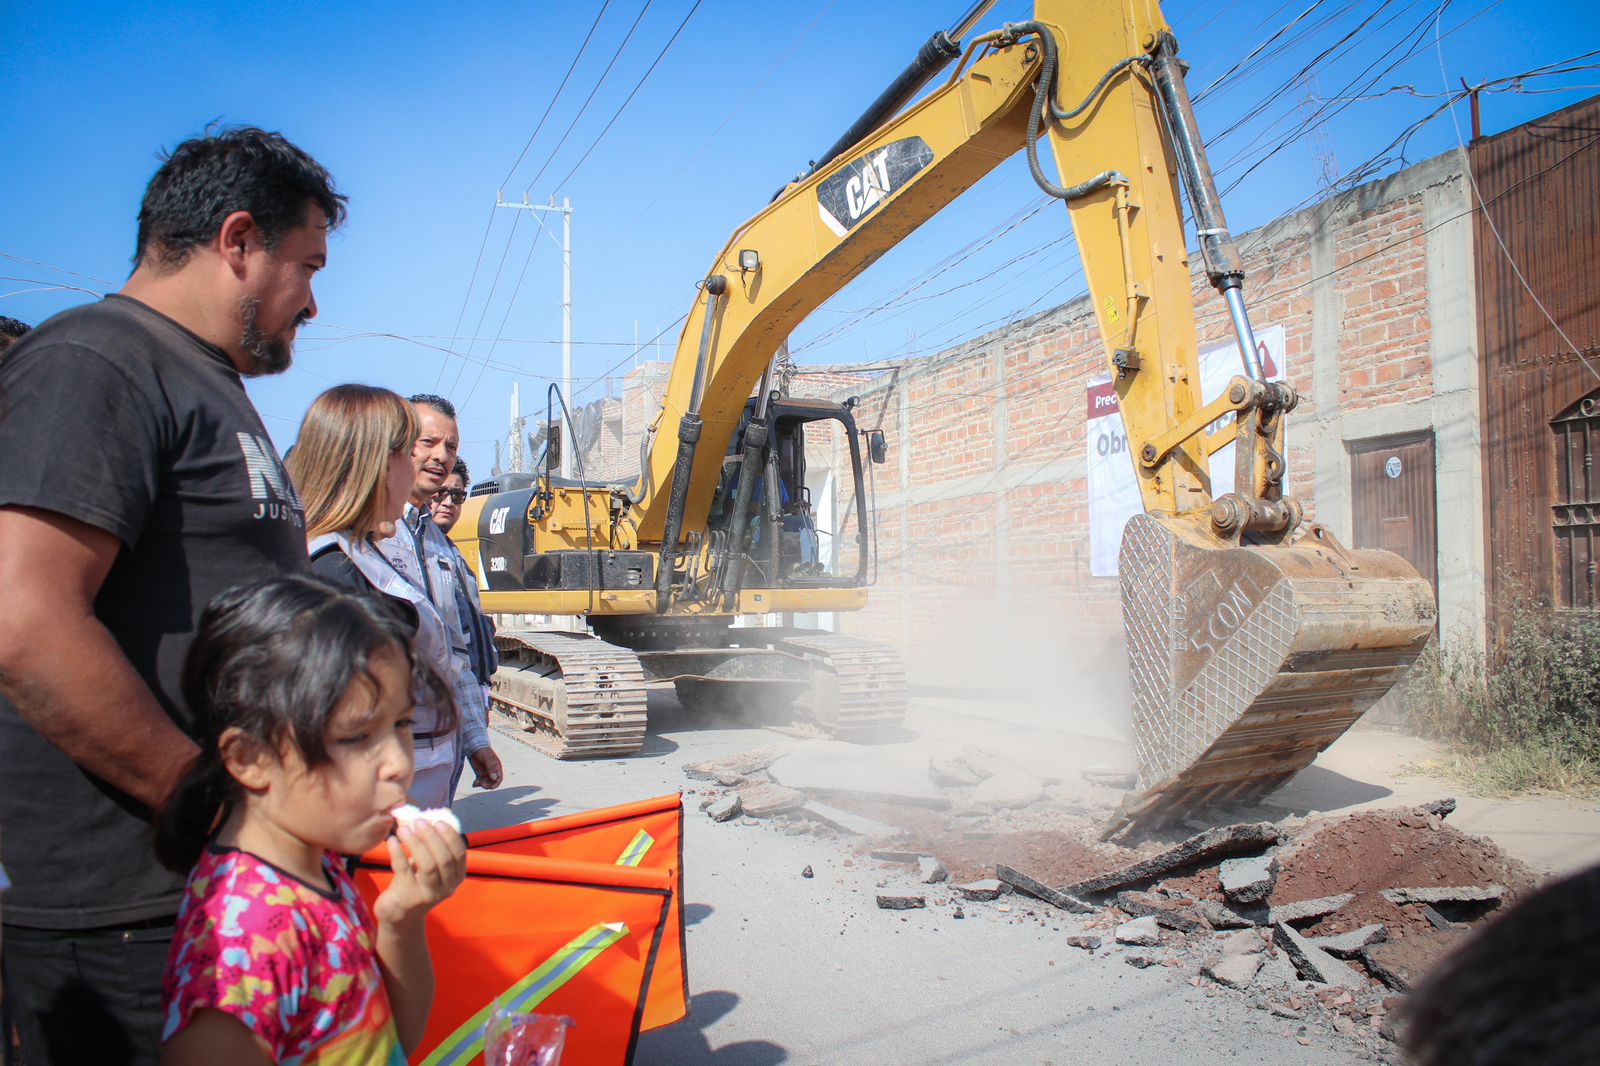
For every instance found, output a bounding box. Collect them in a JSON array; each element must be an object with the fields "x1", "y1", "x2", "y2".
[{"x1": 0, "y1": 294, "x2": 308, "y2": 928}]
